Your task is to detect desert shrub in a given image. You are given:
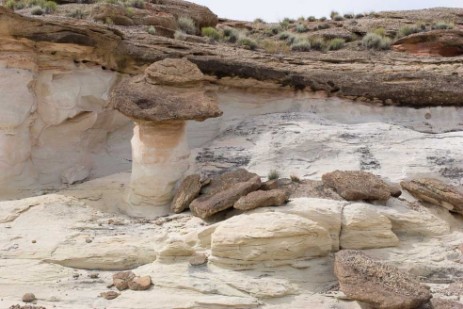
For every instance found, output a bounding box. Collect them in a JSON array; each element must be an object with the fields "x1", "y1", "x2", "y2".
[
  {"x1": 237, "y1": 36, "x2": 257, "y2": 50},
  {"x1": 147, "y1": 25, "x2": 156, "y2": 35},
  {"x1": 174, "y1": 30, "x2": 187, "y2": 41},
  {"x1": 309, "y1": 36, "x2": 325, "y2": 50},
  {"x1": 268, "y1": 170, "x2": 280, "y2": 180},
  {"x1": 201, "y1": 27, "x2": 221, "y2": 41},
  {"x1": 355, "y1": 13, "x2": 365, "y2": 19},
  {"x1": 362, "y1": 32, "x2": 391, "y2": 50},
  {"x1": 177, "y1": 16, "x2": 196, "y2": 35},
  {"x1": 319, "y1": 17, "x2": 327, "y2": 22},
  {"x1": 278, "y1": 31, "x2": 291, "y2": 40},
  {"x1": 343, "y1": 13, "x2": 354, "y2": 19},
  {"x1": 223, "y1": 27, "x2": 239, "y2": 43},
  {"x1": 373, "y1": 27, "x2": 386, "y2": 37},
  {"x1": 291, "y1": 38, "x2": 311, "y2": 51},
  {"x1": 259, "y1": 39, "x2": 290, "y2": 54},
  {"x1": 127, "y1": 0, "x2": 144, "y2": 8},
  {"x1": 254, "y1": 18, "x2": 265, "y2": 23},
  {"x1": 42, "y1": 0, "x2": 56, "y2": 13},
  {"x1": 298, "y1": 16, "x2": 305, "y2": 22},
  {"x1": 290, "y1": 175, "x2": 301, "y2": 183},
  {"x1": 317, "y1": 23, "x2": 330, "y2": 30},
  {"x1": 330, "y1": 10, "x2": 339, "y2": 19},
  {"x1": 104, "y1": 17, "x2": 114, "y2": 24},
  {"x1": 30, "y1": 6, "x2": 43, "y2": 14},
  {"x1": 333, "y1": 15, "x2": 344, "y2": 21},
  {"x1": 279, "y1": 19, "x2": 290, "y2": 30},
  {"x1": 295, "y1": 23, "x2": 308, "y2": 33},
  {"x1": 432, "y1": 21, "x2": 454, "y2": 30},
  {"x1": 5, "y1": 0, "x2": 16, "y2": 9},
  {"x1": 269, "y1": 24, "x2": 282, "y2": 35},
  {"x1": 67, "y1": 8, "x2": 85, "y2": 18},
  {"x1": 328, "y1": 38, "x2": 345, "y2": 50},
  {"x1": 397, "y1": 25, "x2": 421, "y2": 38},
  {"x1": 308, "y1": 16, "x2": 316, "y2": 22}
]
